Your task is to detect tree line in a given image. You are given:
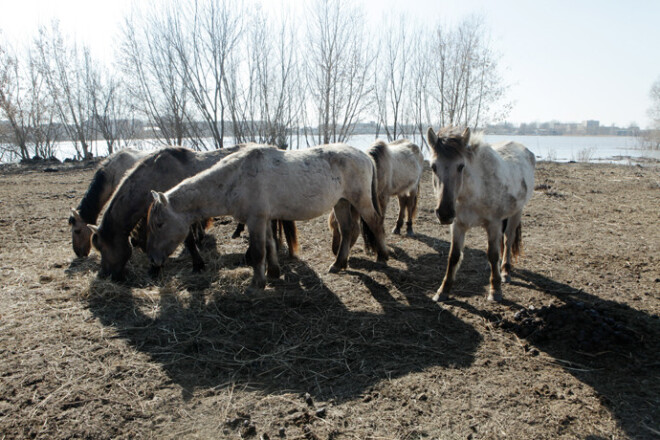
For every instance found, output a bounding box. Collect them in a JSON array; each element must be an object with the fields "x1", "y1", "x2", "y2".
[{"x1": 0, "y1": 0, "x2": 509, "y2": 161}]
